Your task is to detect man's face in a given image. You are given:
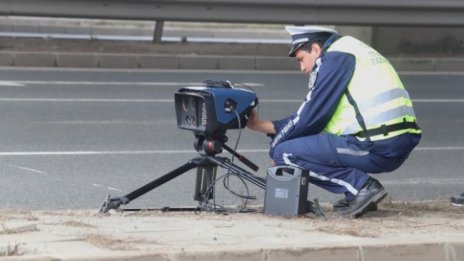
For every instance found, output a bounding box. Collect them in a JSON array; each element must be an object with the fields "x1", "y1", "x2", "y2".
[{"x1": 294, "y1": 43, "x2": 321, "y2": 74}]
